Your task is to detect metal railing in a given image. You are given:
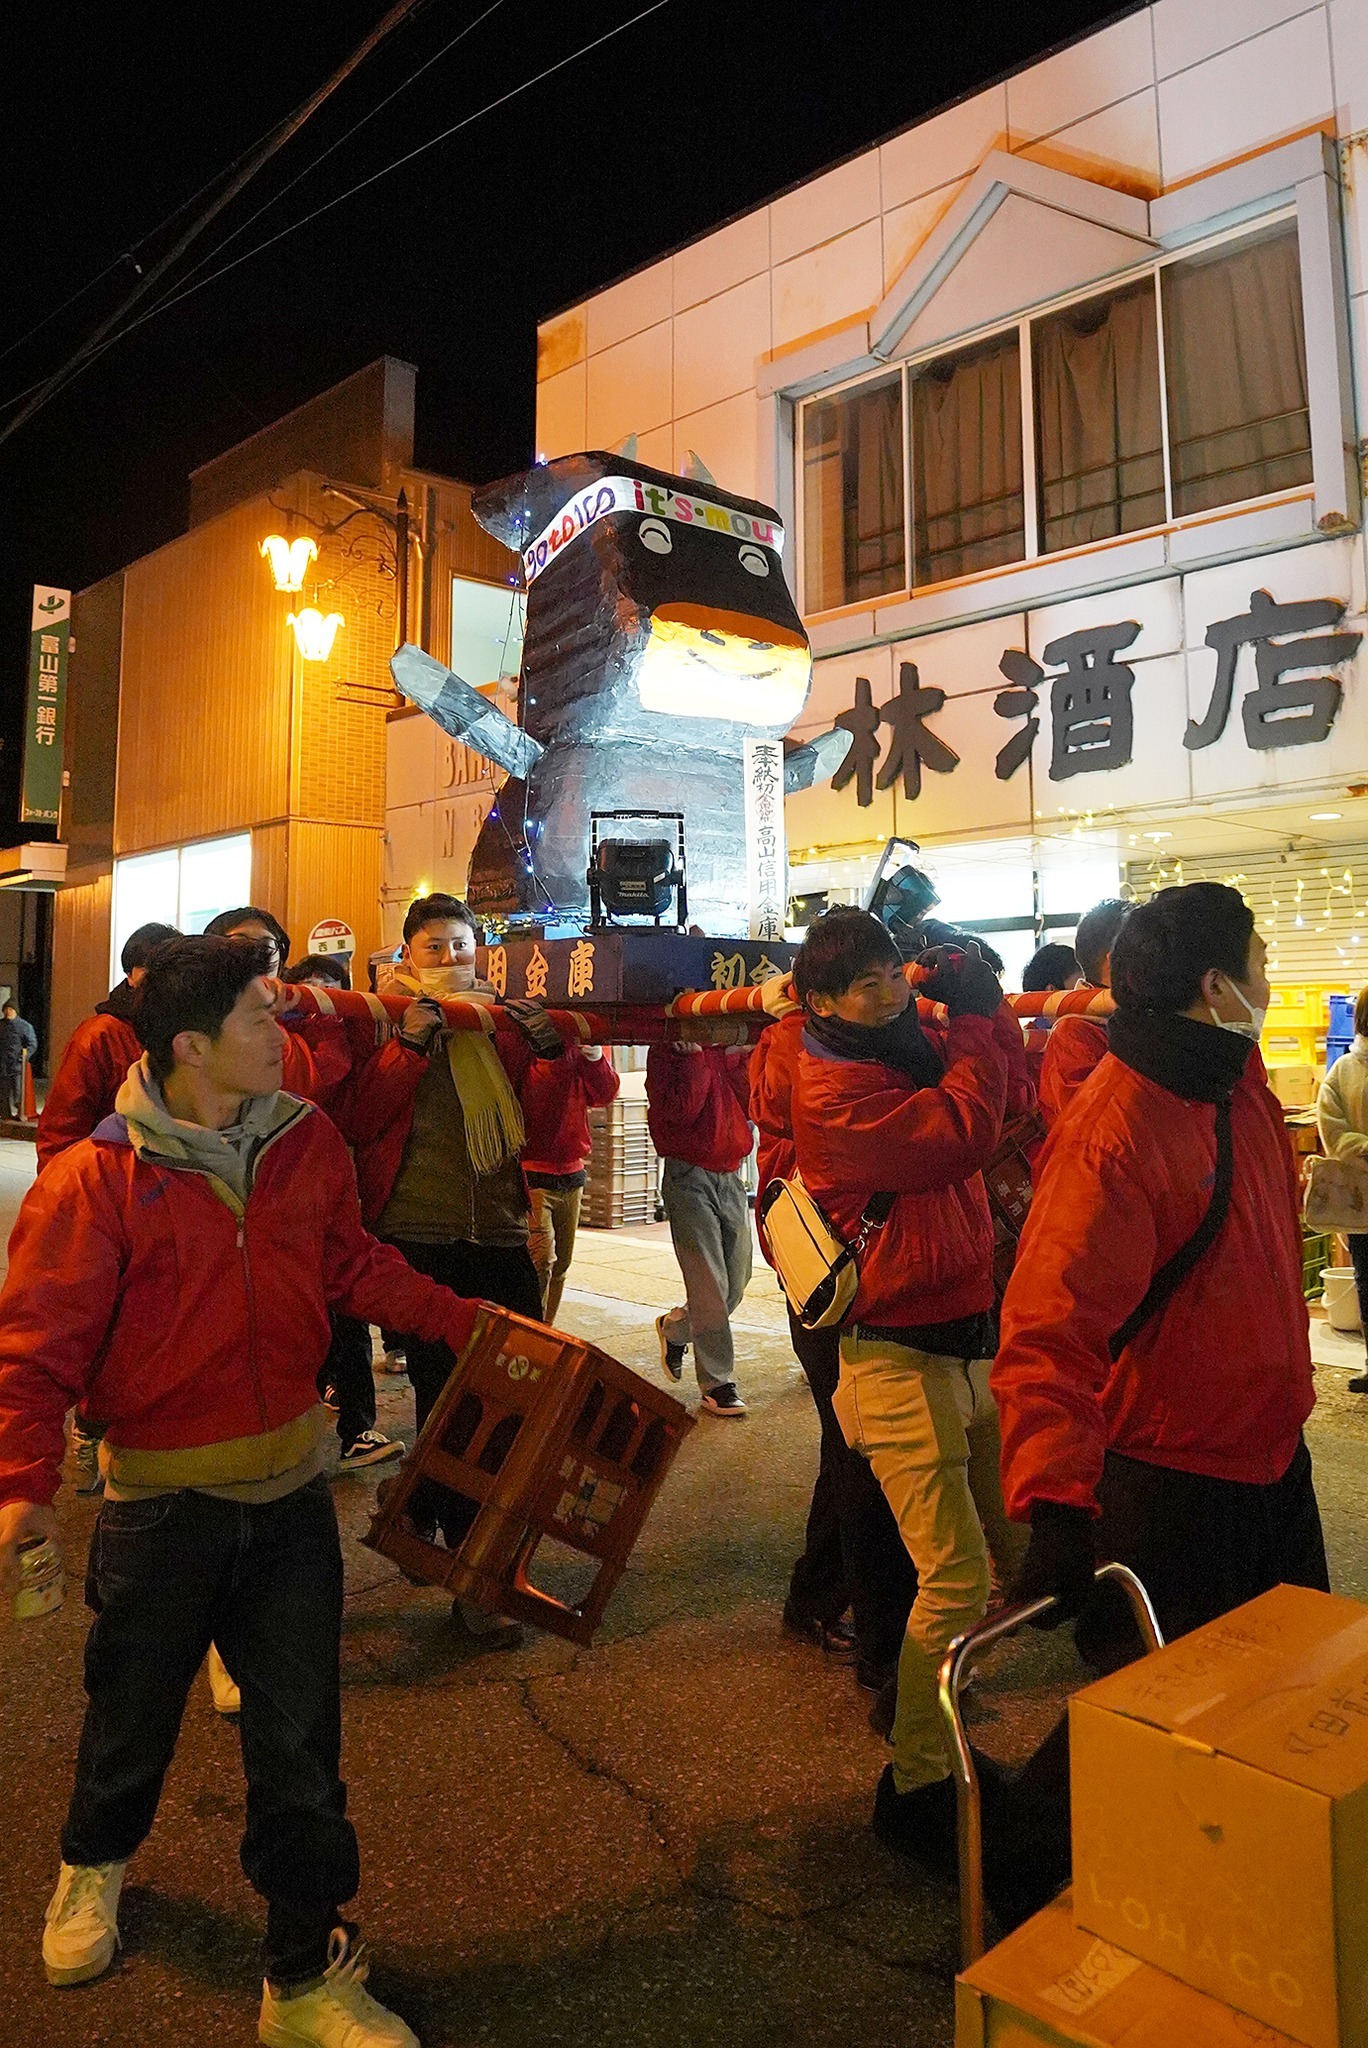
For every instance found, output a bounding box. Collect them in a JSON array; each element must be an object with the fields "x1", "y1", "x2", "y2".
[{"x1": 937, "y1": 1560, "x2": 1164, "y2": 1968}]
